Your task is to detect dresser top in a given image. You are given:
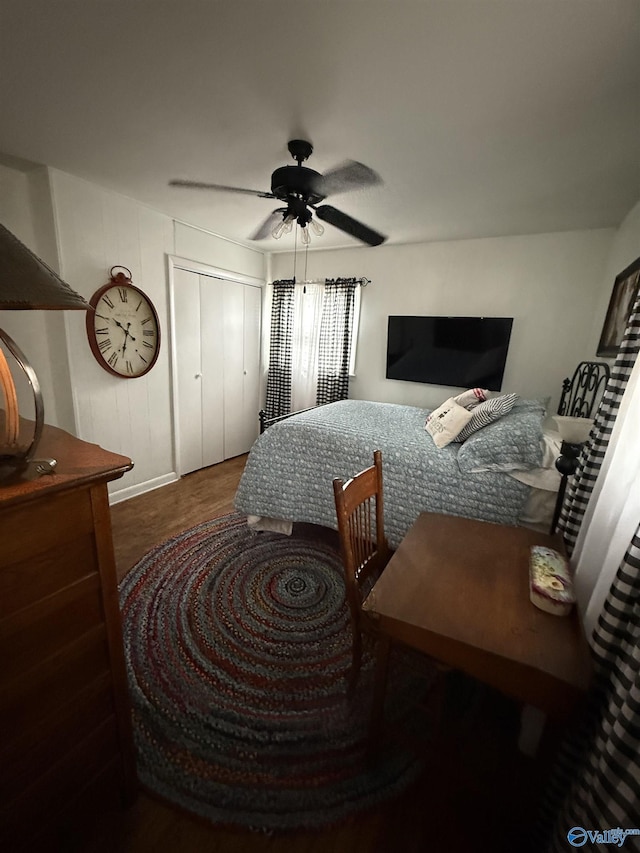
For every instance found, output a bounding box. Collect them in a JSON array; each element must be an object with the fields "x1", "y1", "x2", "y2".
[{"x1": 0, "y1": 422, "x2": 133, "y2": 508}]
